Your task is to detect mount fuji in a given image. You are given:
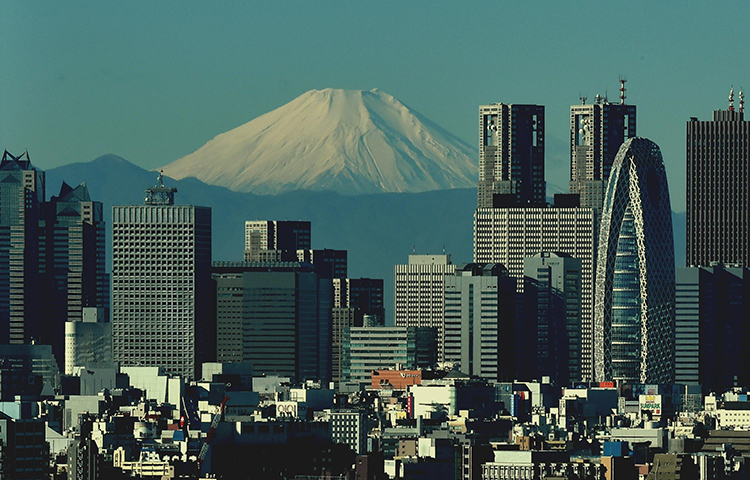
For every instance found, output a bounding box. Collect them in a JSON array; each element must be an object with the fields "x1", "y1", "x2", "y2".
[{"x1": 160, "y1": 88, "x2": 478, "y2": 195}]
